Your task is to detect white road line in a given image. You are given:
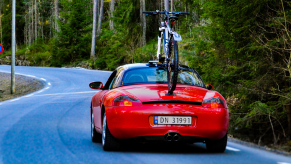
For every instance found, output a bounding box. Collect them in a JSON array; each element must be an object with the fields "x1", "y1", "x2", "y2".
[
  {"x1": 278, "y1": 162, "x2": 291, "y2": 164},
  {"x1": 16, "y1": 73, "x2": 36, "y2": 78},
  {"x1": 1, "y1": 71, "x2": 36, "y2": 78},
  {"x1": 25, "y1": 75, "x2": 36, "y2": 78},
  {"x1": 35, "y1": 91, "x2": 98, "y2": 96},
  {"x1": 40, "y1": 78, "x2": 46, "y2": 81},
  {"x1": 9, "y1": 98, "x2": 20, "y2": 102},
  {"x1": 226, "y1": 146, "x2": 240, "y2": 152},
  {"x1": 37, "y1": 90, "x2": 44, "y2": 94},
  {"x1": 15, "y1": 73, "x2": 25, "y2": 76},
  {"x1": 24, "y1": 94, "x2": 34, "y2": 98}
]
